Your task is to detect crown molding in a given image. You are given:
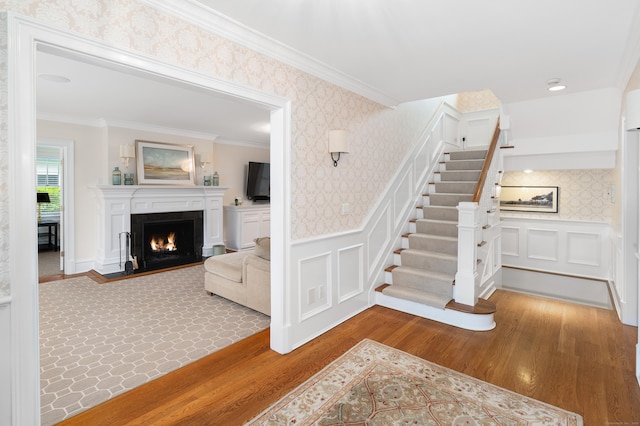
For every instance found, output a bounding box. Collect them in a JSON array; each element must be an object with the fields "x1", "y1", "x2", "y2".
[
  {"x1": 37, "y1": 113, "x2": 220, "y2": 141},
  {"x1": 214, "y1": 137, "x2": 269, "y2": 149},
  {"x1": 140, "y1": 0, "x2": 400, "y2": 107}
]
